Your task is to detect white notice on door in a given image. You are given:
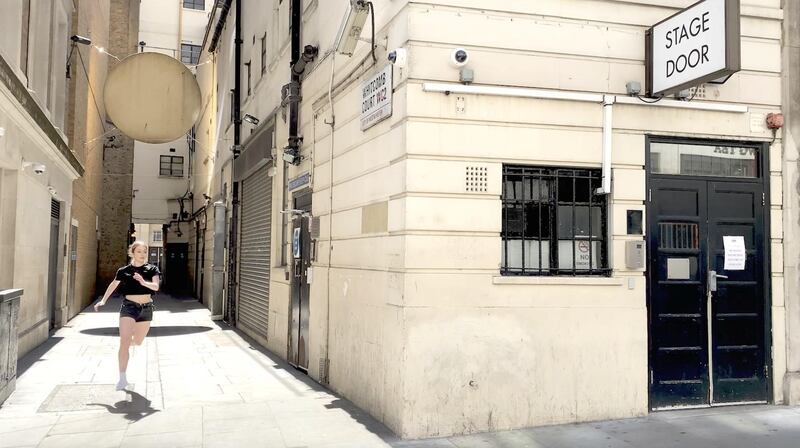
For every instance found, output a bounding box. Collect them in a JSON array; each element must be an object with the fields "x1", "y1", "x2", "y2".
[{"x1": 723, "y1": 236, "x2": 746, "y2": 271}]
